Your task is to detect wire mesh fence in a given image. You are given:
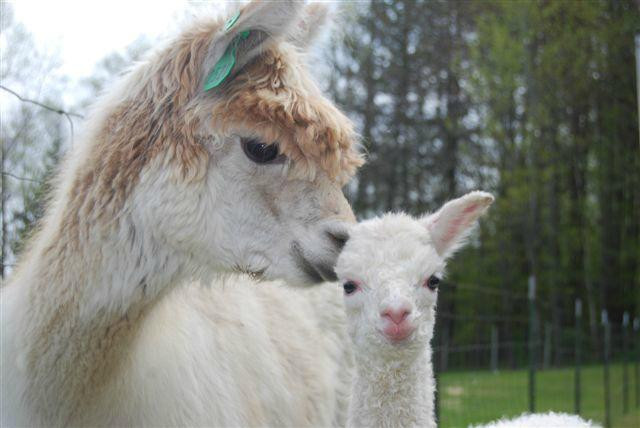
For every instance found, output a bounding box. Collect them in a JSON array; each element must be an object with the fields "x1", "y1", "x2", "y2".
[{"x1": 433, "y1": 277, "x2": 640, "y2": 428}]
